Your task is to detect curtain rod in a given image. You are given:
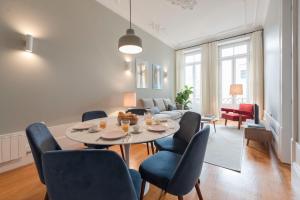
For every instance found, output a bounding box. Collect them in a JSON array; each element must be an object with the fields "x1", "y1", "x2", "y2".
[{"x1": 175, "y1": 29, "x2": 263, "y2": 51}]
